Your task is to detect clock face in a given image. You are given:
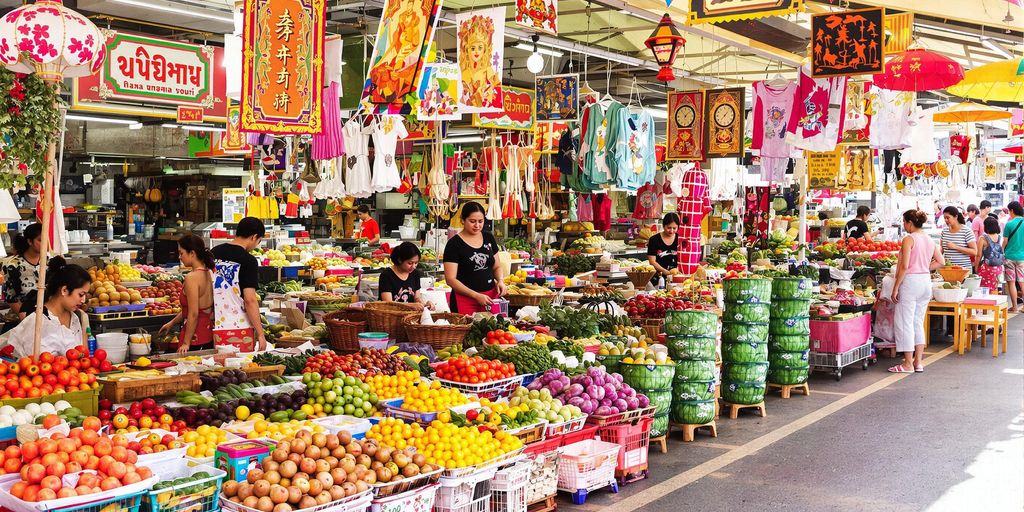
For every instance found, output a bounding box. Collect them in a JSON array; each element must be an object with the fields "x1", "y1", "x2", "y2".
[
  {"x1": 674, "y1": 105, "x2": 696, "y2": 128},
  {"x1": 714, "y1": 104, "x2": 736, "y2": 127}
]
